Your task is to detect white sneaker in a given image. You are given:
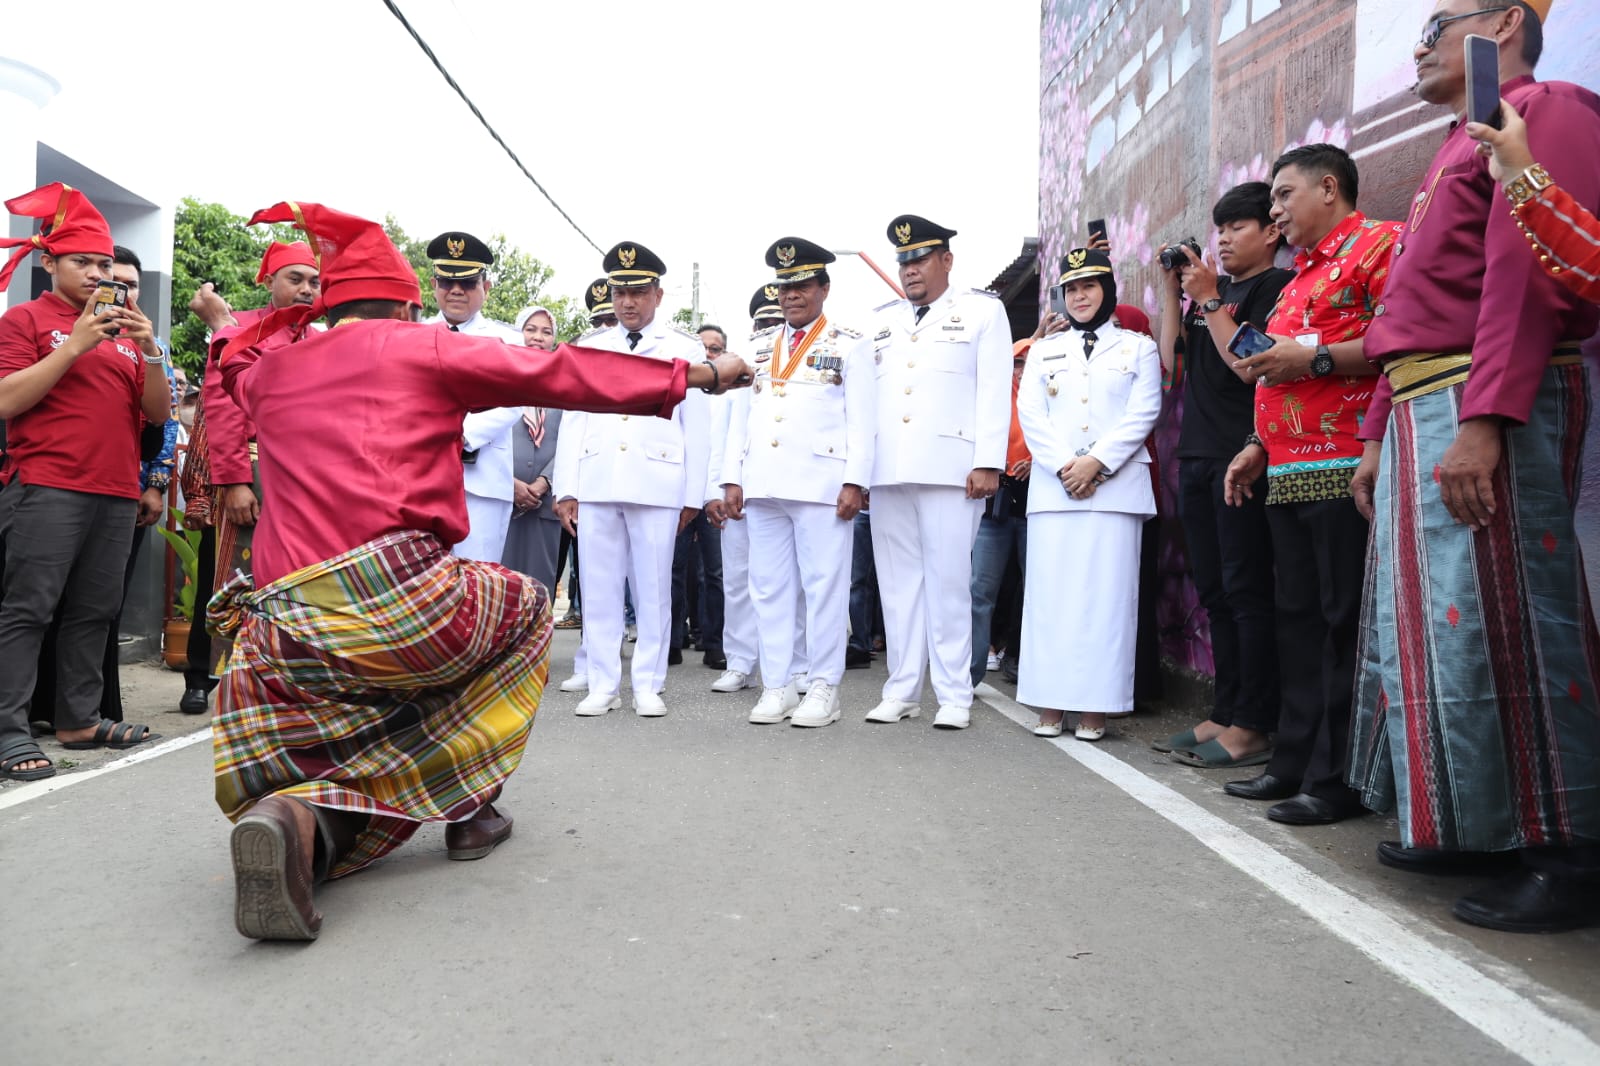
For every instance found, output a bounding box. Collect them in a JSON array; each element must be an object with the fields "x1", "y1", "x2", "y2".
[
  {"x1": 711, "y1": 669, "x2": 754, "y2": 693},
  {"x1": 748, "y1": 682, "x2": 800, "y2": 724},
  {"x1": 634, "y1": 690, "x2": 667, "y2": 717},
  {"x1": 791, "y1": 680, "x2": 841, "y2": 728},
  {"x1": 986, "y1": 650, "x2": 1003, "y2": 670},
  {"x1": 790, "y1": 672, "x2": 810, "y2": 694},
  {"x1": 575, "y1": 691, "x2": 620, "y2": 716},
  {"x1": 558, "y1": 674, "x2": 589, "y2": 693},
  {"x1": 933, "y1": 704, "x2": 971, "y2": 730},
  {"x1": 864, "y1": 698, "x2": 920, "y2": 723}
]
